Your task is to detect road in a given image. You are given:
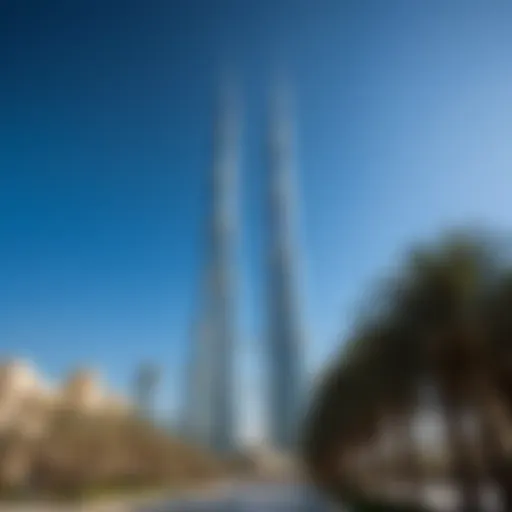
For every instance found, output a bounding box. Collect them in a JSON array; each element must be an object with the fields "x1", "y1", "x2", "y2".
[
  {"x1": 135, "y1": 482, "x2": 334, "y2": 512},
  {"x1": 135, "y1": 480, "x2": 504, "y2": 512},
  {"x1": 0, "y1": 482, "x2": 334, "y2": 512},
  {"x1": 0, "y1": 480, "x2": 502, "y2": 511}
]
